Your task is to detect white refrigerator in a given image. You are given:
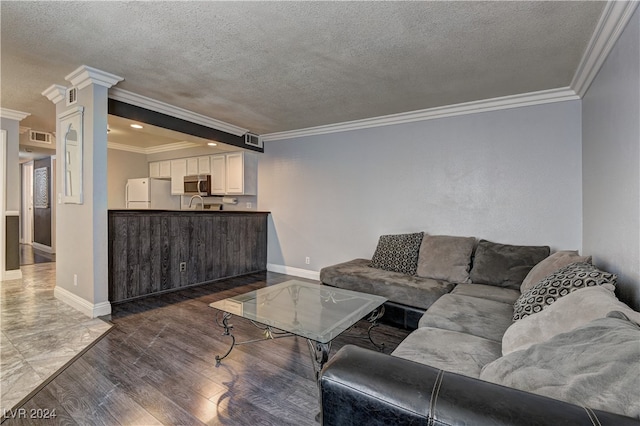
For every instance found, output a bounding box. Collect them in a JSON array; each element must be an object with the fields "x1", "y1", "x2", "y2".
[{"x1": 125, "y1": 178, "x2": 179, "y2": 209}]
